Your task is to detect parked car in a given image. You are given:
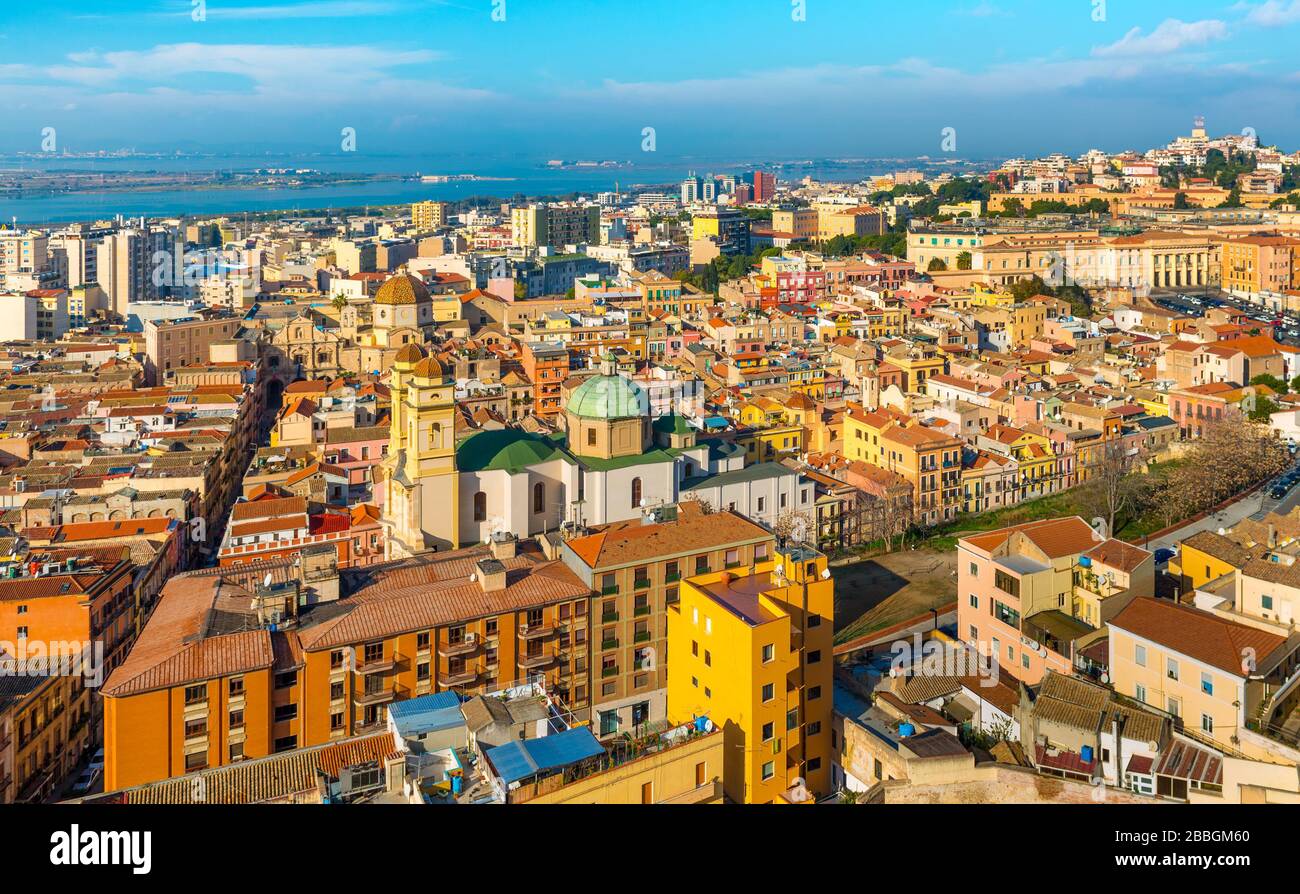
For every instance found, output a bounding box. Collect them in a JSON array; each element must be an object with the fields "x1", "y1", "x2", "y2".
[
  {"x1": 1154, "y1": 547, "x2": 1177, "y2": 564},
  {"x1": 1272, "y1": 486, "x2": 1288, "y2": 500},
  {"x1": 70, "y1": 766, "x2": 101, "y2": 796}
]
